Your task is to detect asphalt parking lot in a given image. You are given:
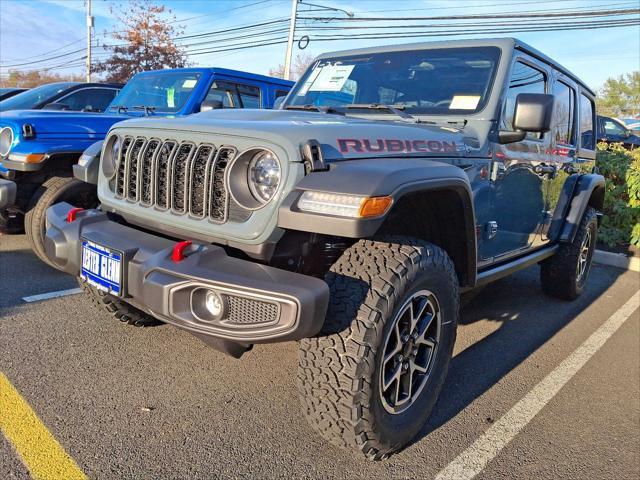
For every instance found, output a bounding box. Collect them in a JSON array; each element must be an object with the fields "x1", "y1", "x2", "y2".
[{"x1": 1, "y1": 233, "x2": 639, "y2": 480}]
